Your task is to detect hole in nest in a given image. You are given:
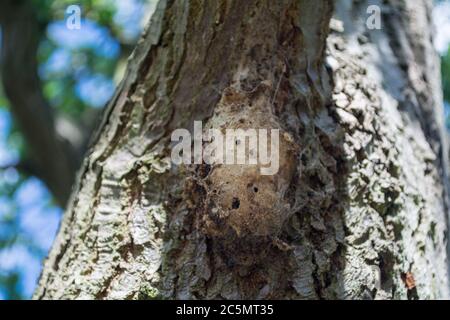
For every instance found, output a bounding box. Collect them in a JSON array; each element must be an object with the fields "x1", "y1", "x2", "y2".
[
  {"x1": 253, "y1": 187, "x2": 258, "y2": 193},
  {"x1": 231, "y1": 197, "x2": 240, "y2": 209}
]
